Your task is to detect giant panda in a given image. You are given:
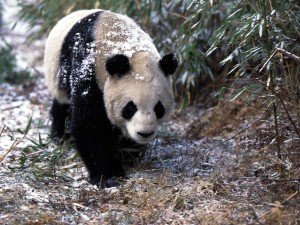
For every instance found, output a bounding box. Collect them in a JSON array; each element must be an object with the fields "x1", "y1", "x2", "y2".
[{"x1": 44, "y1": 9, "x2": 178, "y2": 185}]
